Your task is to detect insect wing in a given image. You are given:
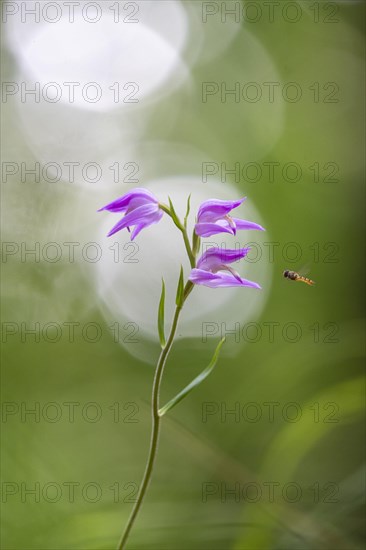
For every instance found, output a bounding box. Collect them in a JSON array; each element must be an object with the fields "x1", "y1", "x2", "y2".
[{"x1": 297, "y1": 263, "x2": 312, "y2": 277}]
